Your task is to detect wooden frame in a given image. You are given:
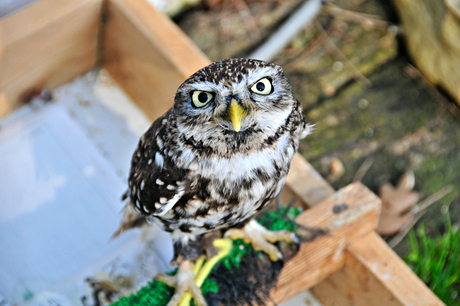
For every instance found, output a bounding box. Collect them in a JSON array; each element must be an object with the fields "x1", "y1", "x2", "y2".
[{"x1": 0, "y1": 0, "x2": 444, "y2": 305}]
